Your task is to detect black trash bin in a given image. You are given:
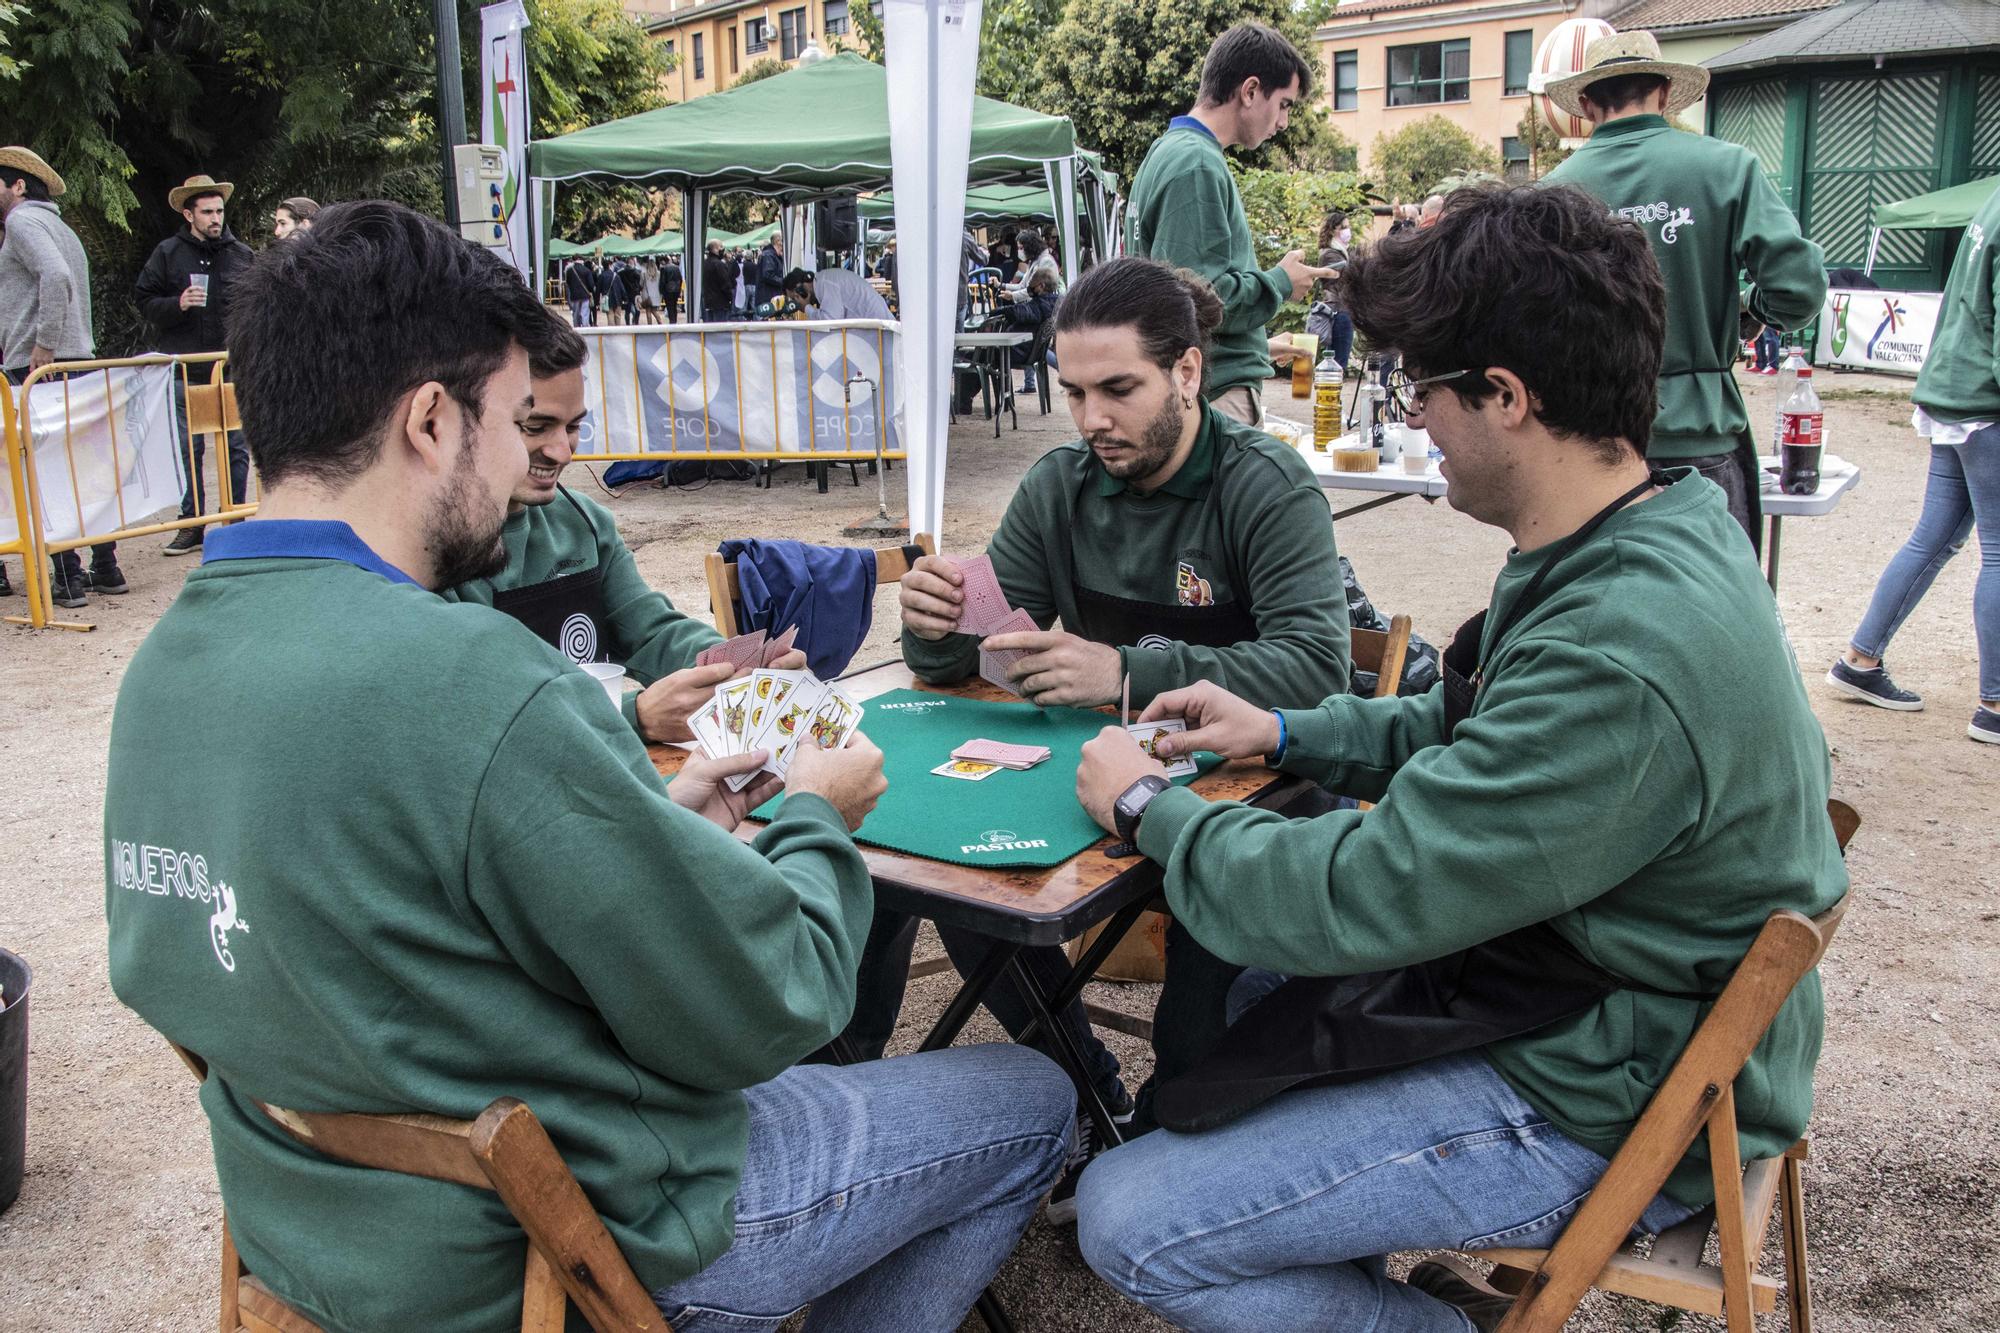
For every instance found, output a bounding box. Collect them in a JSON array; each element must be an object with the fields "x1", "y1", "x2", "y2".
[{"x1": 0, "y1": 948, "x2": 29, "y2": 1216}]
